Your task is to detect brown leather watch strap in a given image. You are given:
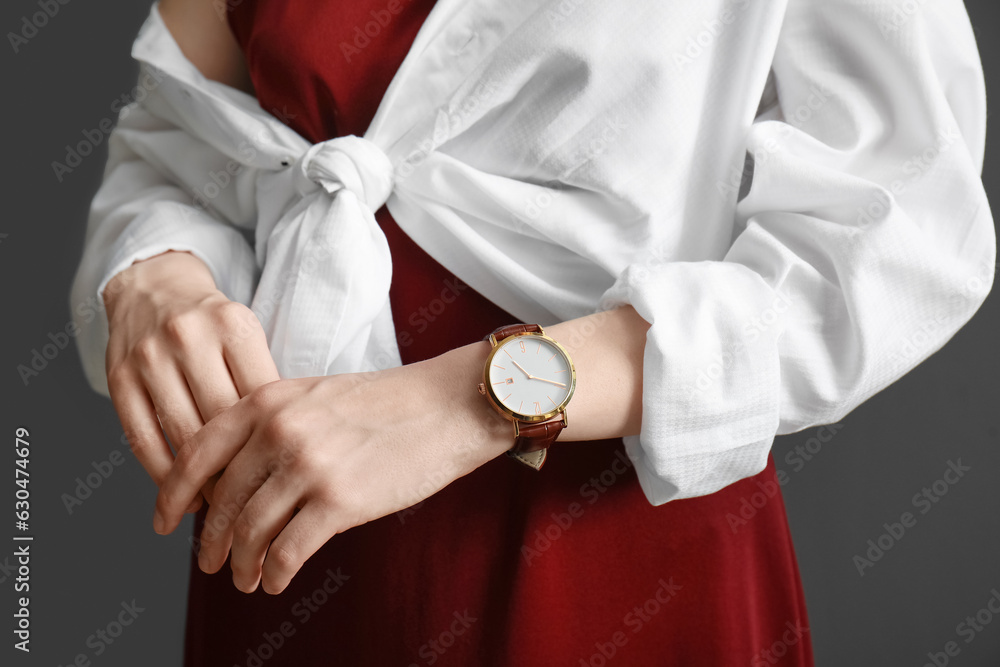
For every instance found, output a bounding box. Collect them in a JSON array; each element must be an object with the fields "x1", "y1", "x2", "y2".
[
  {"x1": 486, "y1": 323, "x2": 542, "y2": 343},
  {"x1": 512, "y1": 417, "x2": 565, "y2": 453},
  {"x1": 505, "y1": 412, "x2": 567, "y2": 470}
]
